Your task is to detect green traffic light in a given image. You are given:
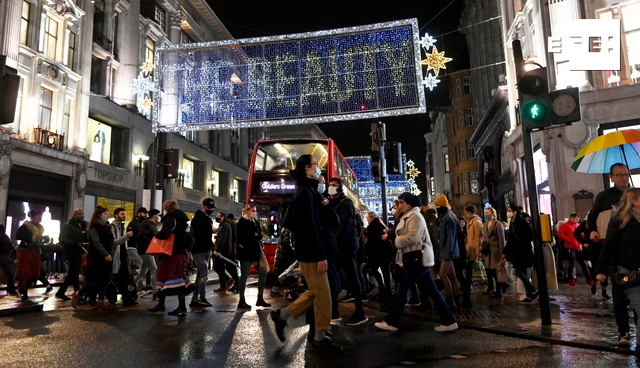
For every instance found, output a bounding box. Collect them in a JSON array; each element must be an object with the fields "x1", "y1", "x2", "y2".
[{"x1": 521, "y1": 100, "x2": 548, "y2": 123}]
